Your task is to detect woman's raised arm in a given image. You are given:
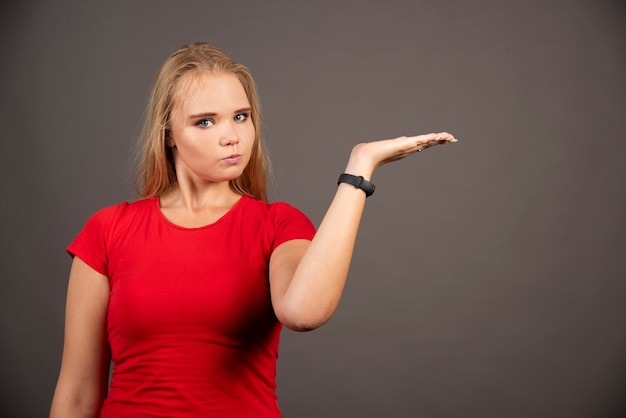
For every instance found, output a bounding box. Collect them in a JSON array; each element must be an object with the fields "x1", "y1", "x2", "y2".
[
  {"x1": 270, "y1": 132, "x2": 457, "y2": 331},
  {"x1": 50, "y1": 257, "x2": 111, "y2": 418}
]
